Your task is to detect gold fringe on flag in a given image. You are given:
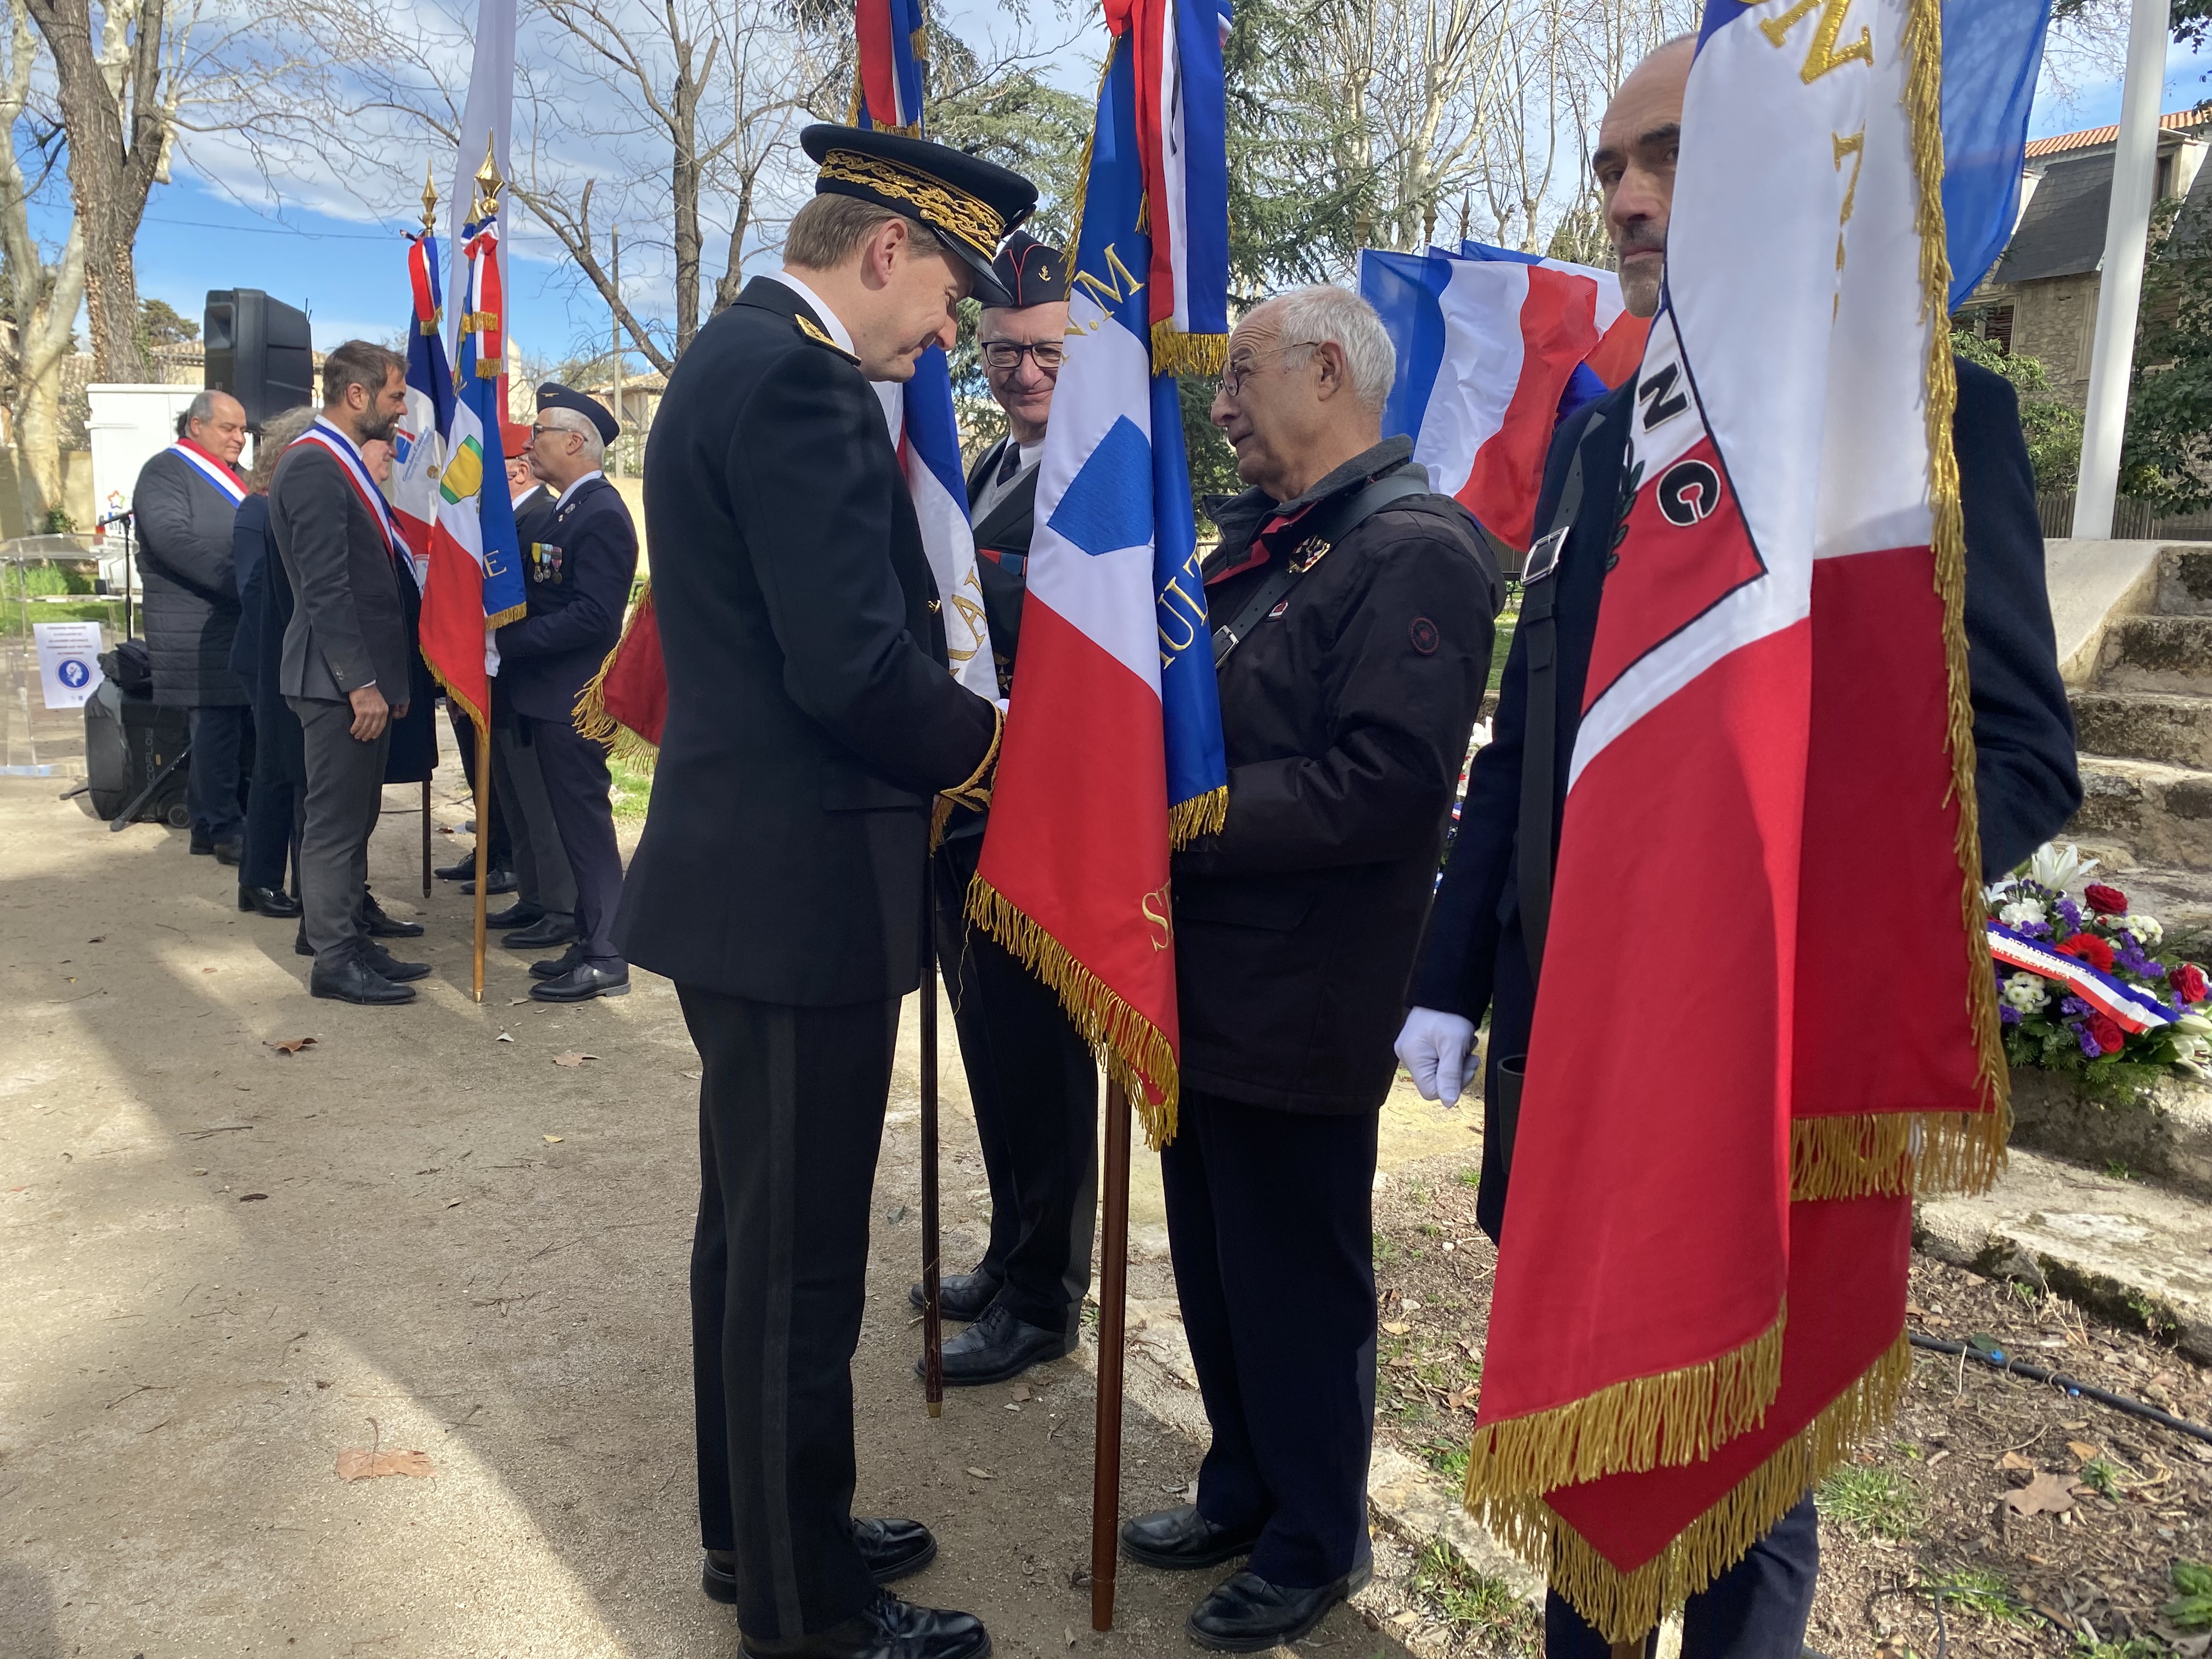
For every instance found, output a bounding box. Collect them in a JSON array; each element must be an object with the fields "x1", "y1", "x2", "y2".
[
  {"x1": 968, "y1": 873, "x2": 1181, "y2": 1147},
  {"x1": 1789, "y1": 1107, "x2": 2008, "y2": 1201},
  {"x1": 1463, "y1": 1310, "x2": 1786, "y2": 1502},
  {"x1": 1169, "y1": 785, "x2": 1228, "y2": 848},
  {"x1": 1905, "y1": 0, "x2": 2010, "y2": 1172},
  {"x1": 571, "y1": 578, "x2": 660, "y2": 769},
  {"x1": 1473, "y1": 1330, "x2": 1912, "y2": 1645},
  {"x1": 425, "y1": 658, "x2": 489, "y2": 735},
  {"x1": 1150, "y1": 323, "x2": 1227, "y2": 379}
]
